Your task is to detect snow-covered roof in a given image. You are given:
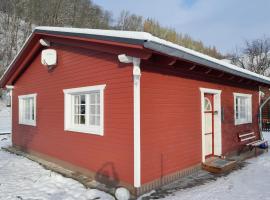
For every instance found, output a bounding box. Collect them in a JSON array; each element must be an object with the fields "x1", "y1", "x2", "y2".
[
  {"x1": 34, "y1": 26, "x2": 270, "y2": 85},
  {"x1": 2, "y1": 26, "x2": 270, "y2": 86}
]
